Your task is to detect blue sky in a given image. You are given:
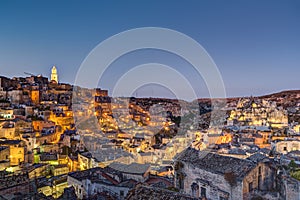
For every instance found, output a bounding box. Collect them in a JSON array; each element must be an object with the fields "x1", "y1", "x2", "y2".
[{"x1": 0, "y1": 1, "x2": 299, "y2": 98}]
